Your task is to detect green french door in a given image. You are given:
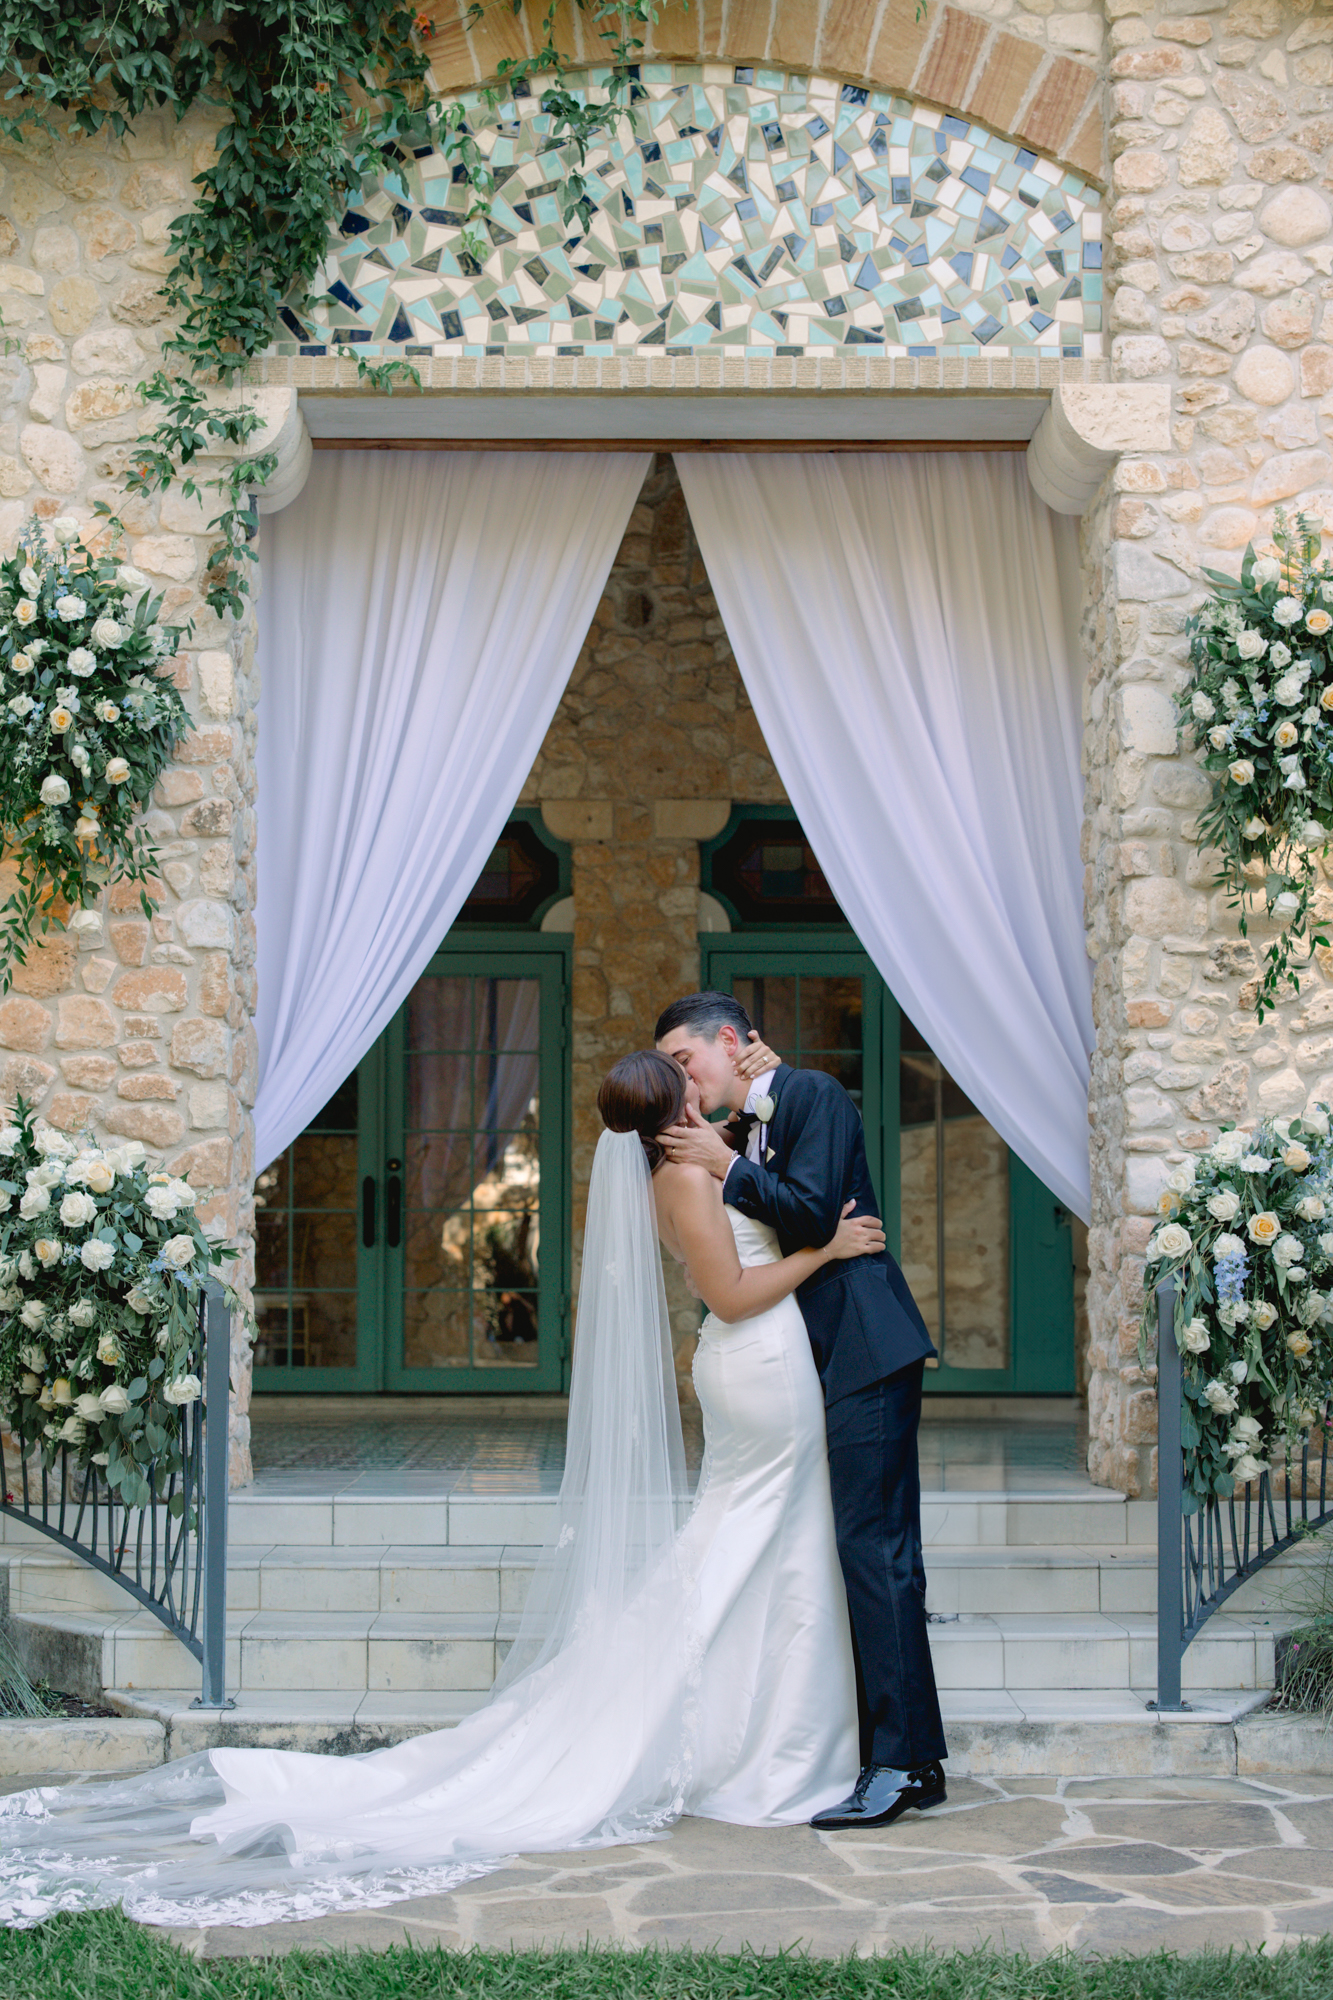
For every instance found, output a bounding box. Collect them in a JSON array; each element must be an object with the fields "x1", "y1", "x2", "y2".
[
  {"x1": 253, "y1": 935, "x2": 570, "y2": 1393},
  {"x1": 701, "y1": 934, "x2": 1074, "y2": 1395}
]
